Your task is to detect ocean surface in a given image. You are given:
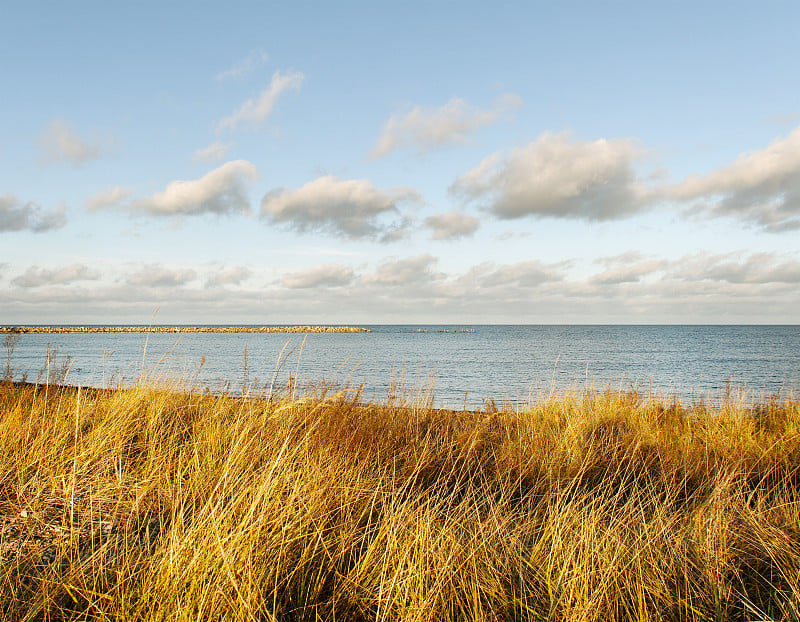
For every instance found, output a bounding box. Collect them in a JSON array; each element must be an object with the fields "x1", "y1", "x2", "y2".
[{"x1": 5, "y1": 325, "x2": 800, "y2": 408}]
